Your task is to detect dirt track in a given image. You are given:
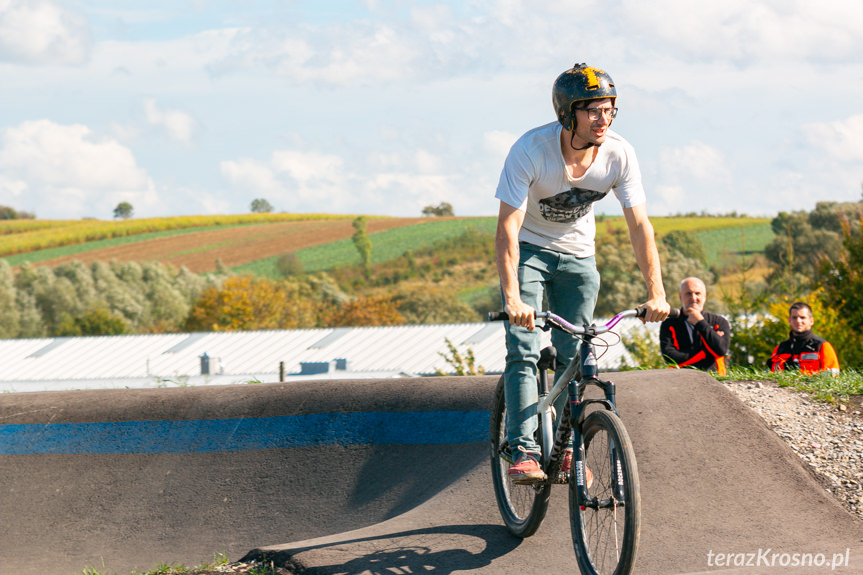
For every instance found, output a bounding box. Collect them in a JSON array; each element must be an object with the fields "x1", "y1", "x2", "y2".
[{"x1": 1, "y1": 371, "x2": 861, "y2": 574}]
